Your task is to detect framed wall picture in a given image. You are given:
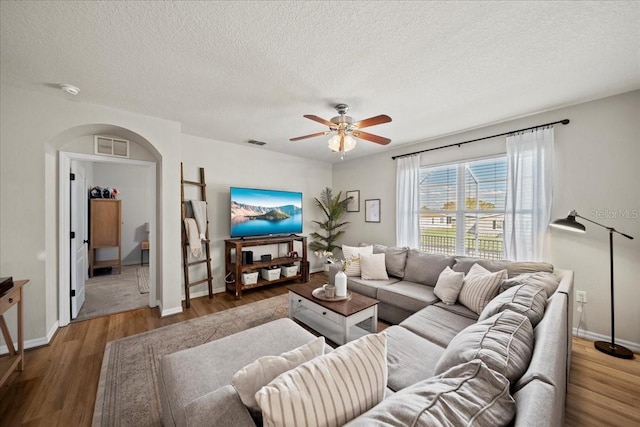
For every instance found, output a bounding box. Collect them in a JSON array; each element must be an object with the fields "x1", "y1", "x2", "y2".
[
  {"x1": 365, "y1": 199, "x2": 381, "y2": 223},
  {"x1": 346, "y1": 190, "x2": 360, "y2": 212}
]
